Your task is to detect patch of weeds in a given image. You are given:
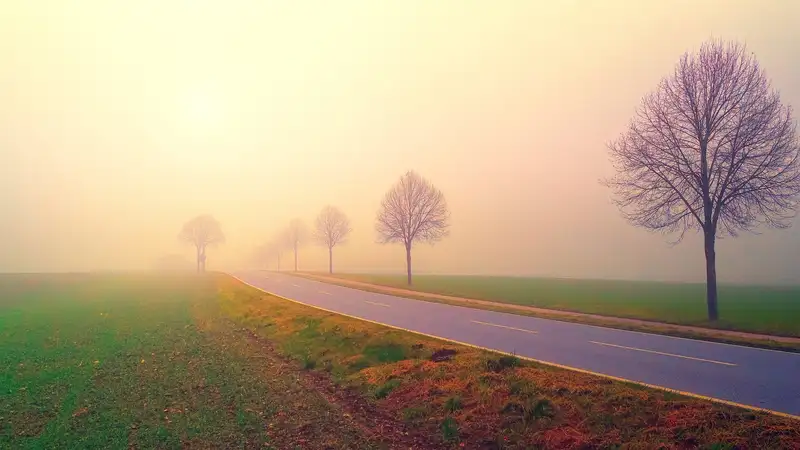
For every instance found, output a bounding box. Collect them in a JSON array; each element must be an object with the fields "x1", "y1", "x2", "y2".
[
  {"x1": 374, "y1": 379, "x2": 401, "y2": 399},
  {"x1": 508, "y1": 378, "x2": 535, "y2": 396},
  {"x1": 347, "y1": 357, "x2": 372, "y2": 371},
  {"x1": 402, "y1": 406, "x2": 428, "y2": 423},
  {"x1": 301, "y1": 355, "x2": 316, "y2": 370},
  {"x1": 501, "y1": 398, "x2": 556, "y2": 425},
  {"x1": 444, "y1": 395, "x2": 463, "y2": 413},
  {"x1": 440, "y1": 416, "x2": 459, "y2": 442},
  {"x1": 528, "y1": 399, "x2": 555, "y2": 420},
  {"x1": 362, "y1": 343, "x2": 407, "y2": 364},
  {"x1": 705, "y1": 444, "x2": 736, "y2": 450},
  {"x1": 295, "y1": 318, "x2": 322, "y2": 339},
  {"x1": 485, "y1": 355, "x2": 520, "y2": 373}
]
